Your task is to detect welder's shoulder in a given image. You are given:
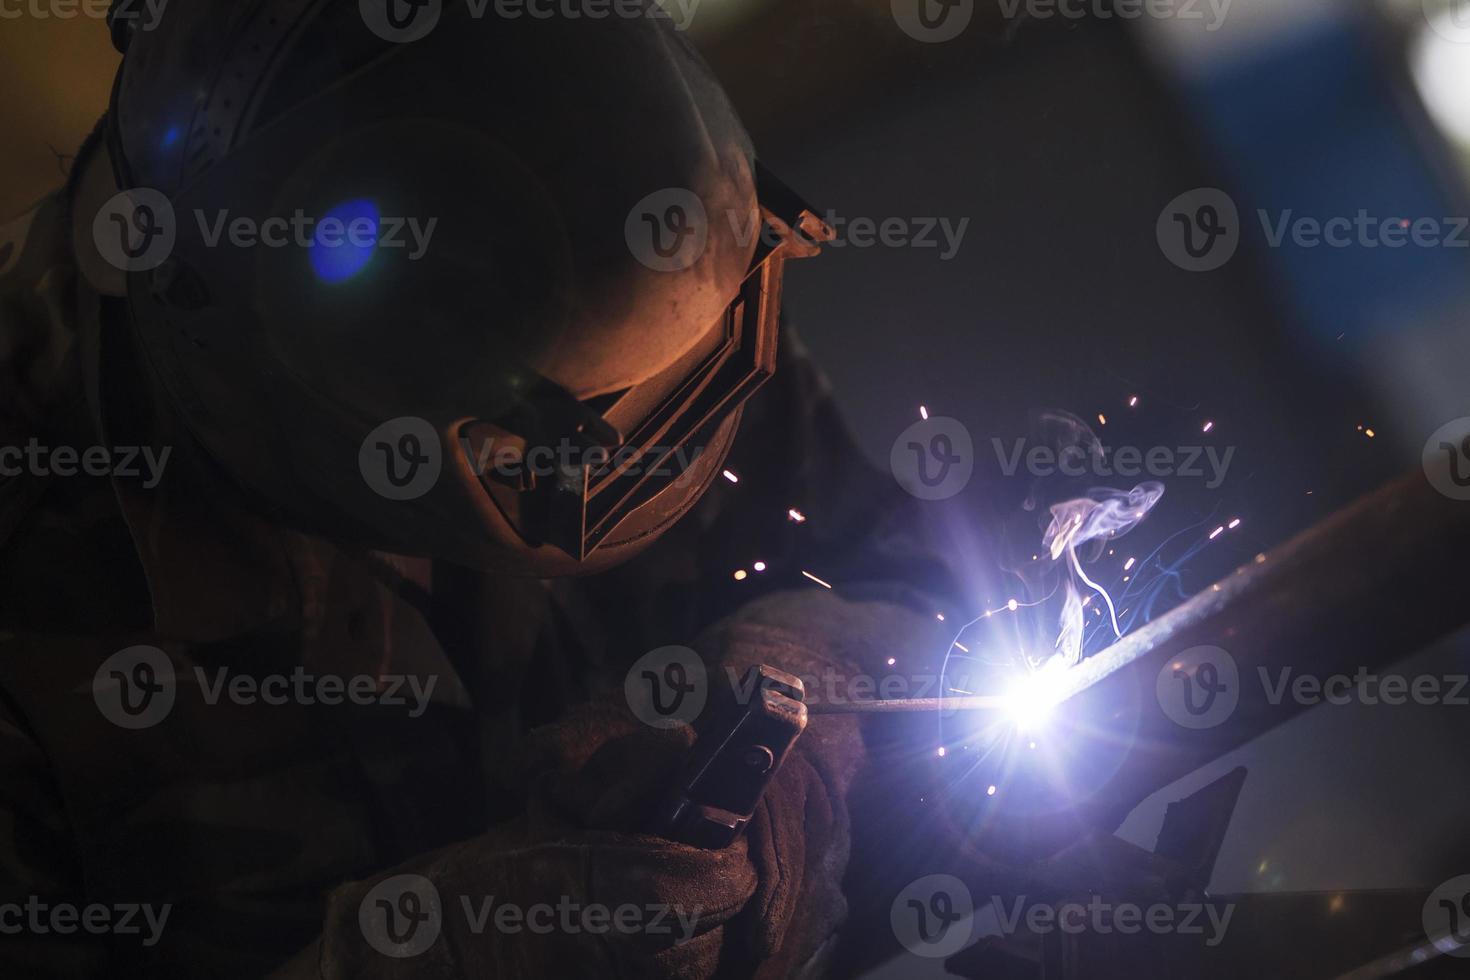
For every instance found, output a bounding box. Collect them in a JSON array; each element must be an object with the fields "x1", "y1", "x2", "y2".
[
  {"x1": 0, "y1": 189, "x2": 70, "y2": 298},
  {"x1": 0, "y1": 190, "x2": 98, "y2": 563},
  {"x1": 0, "y1": 190, "x2": 83, "y2": 424}
]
